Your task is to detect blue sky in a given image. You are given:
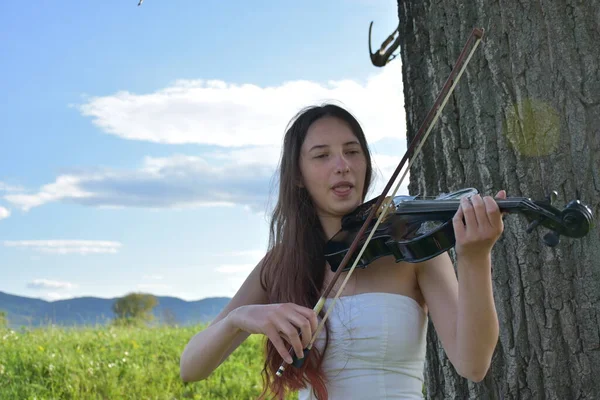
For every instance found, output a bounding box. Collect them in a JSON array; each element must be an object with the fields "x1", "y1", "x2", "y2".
[{"x1": 0, "y1": 0, "x2": 410, "y2": 301}]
